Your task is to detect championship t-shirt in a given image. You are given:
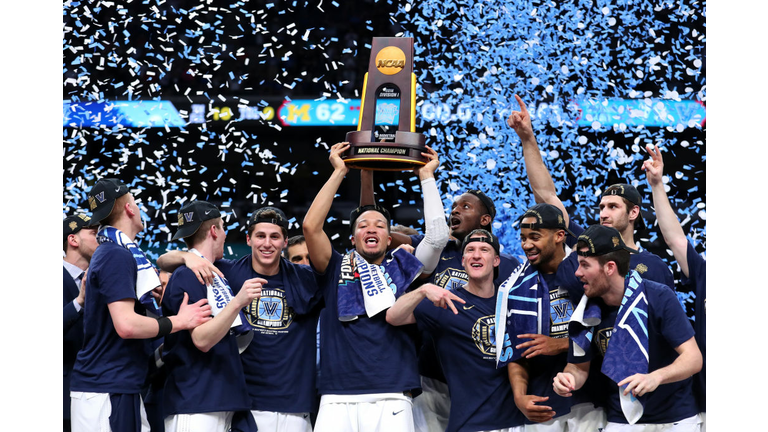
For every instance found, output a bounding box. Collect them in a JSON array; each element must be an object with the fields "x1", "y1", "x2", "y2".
[
  {"x1": 161, "y1": 267, "x2": 250, "y2": 415},
  {"x1": 411, "y1": 235, "x2": 521, "y2": 382},
  {"x1": 312, "y1": 249, "x2": 420, "y2": 396},
  {"x1": 414, "y1": 288, "x2": 525, "y2": 432},
  {"x1": 568, "y1": 280, "x2": 698, "y2": 424},
  {"x1": 218, "y1": 255, "x2": 323, "y2": 413}
]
